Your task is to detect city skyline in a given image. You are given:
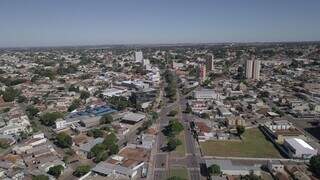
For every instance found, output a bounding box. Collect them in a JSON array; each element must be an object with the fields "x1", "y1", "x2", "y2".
[{"x1": 1, "y1": 0, "x2": 320, "y2": 47}]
